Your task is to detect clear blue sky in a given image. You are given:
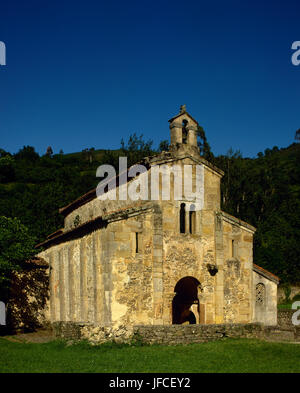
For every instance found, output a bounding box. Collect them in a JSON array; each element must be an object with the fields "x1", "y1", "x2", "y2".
[{"x1": 0, "y1": 0, "x2": 299, "y2": 158}]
